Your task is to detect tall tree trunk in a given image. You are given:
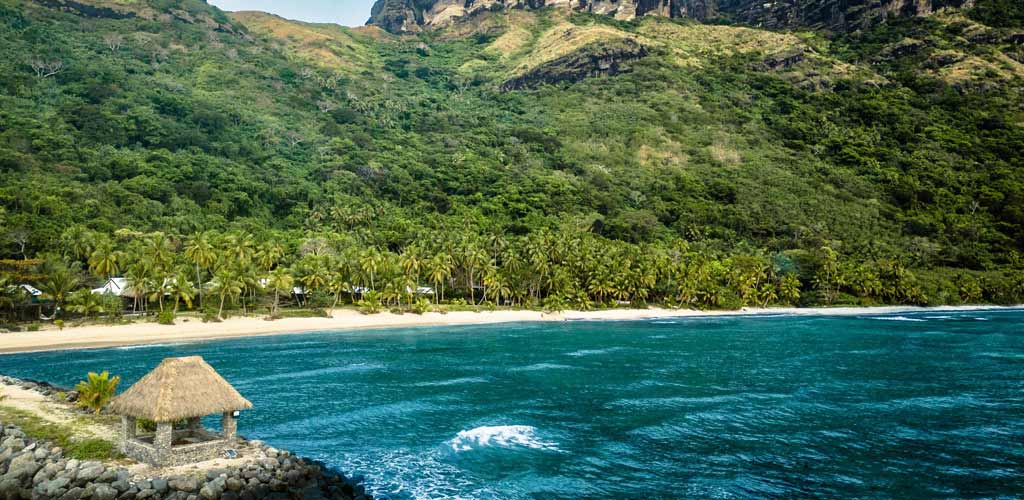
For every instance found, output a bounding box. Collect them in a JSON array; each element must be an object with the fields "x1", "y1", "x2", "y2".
[
  {"x1": 273, "y1": 290, "x2": 279, "y2": 317},
  {"x1": 196, "y1": 263, "x2": 203, "y2": 308},
  {"x1": 218, "y1": 294, "x2": 225, "y2": 320}
]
